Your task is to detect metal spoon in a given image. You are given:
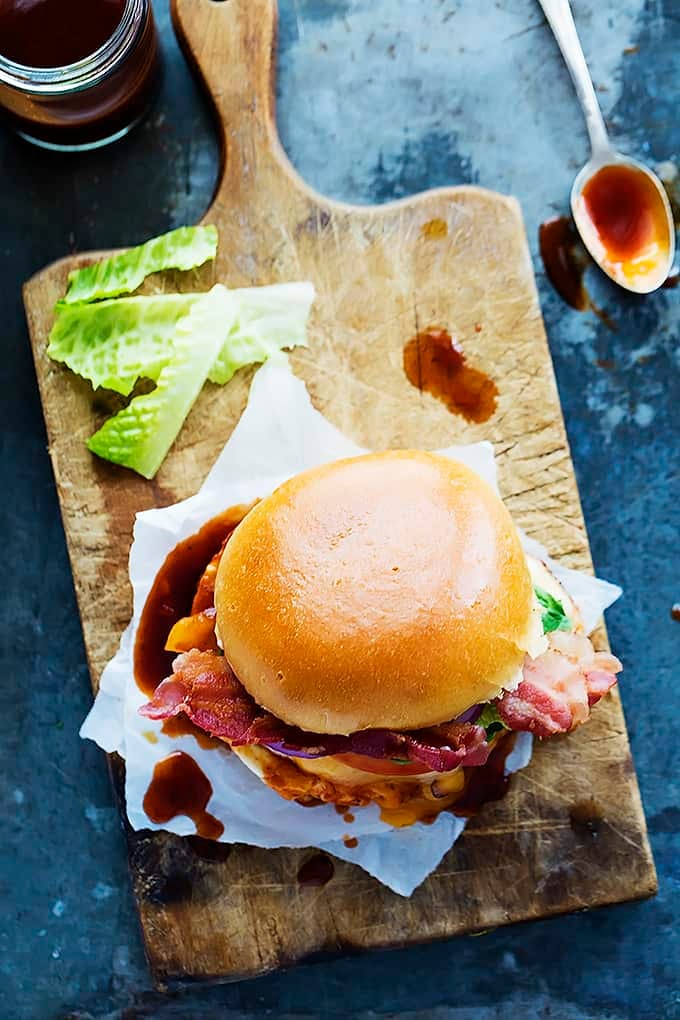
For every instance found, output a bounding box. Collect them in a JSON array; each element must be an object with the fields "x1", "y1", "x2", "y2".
[{"x1": 538, "y1": 0, "x2": 675, "y2": 293}]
